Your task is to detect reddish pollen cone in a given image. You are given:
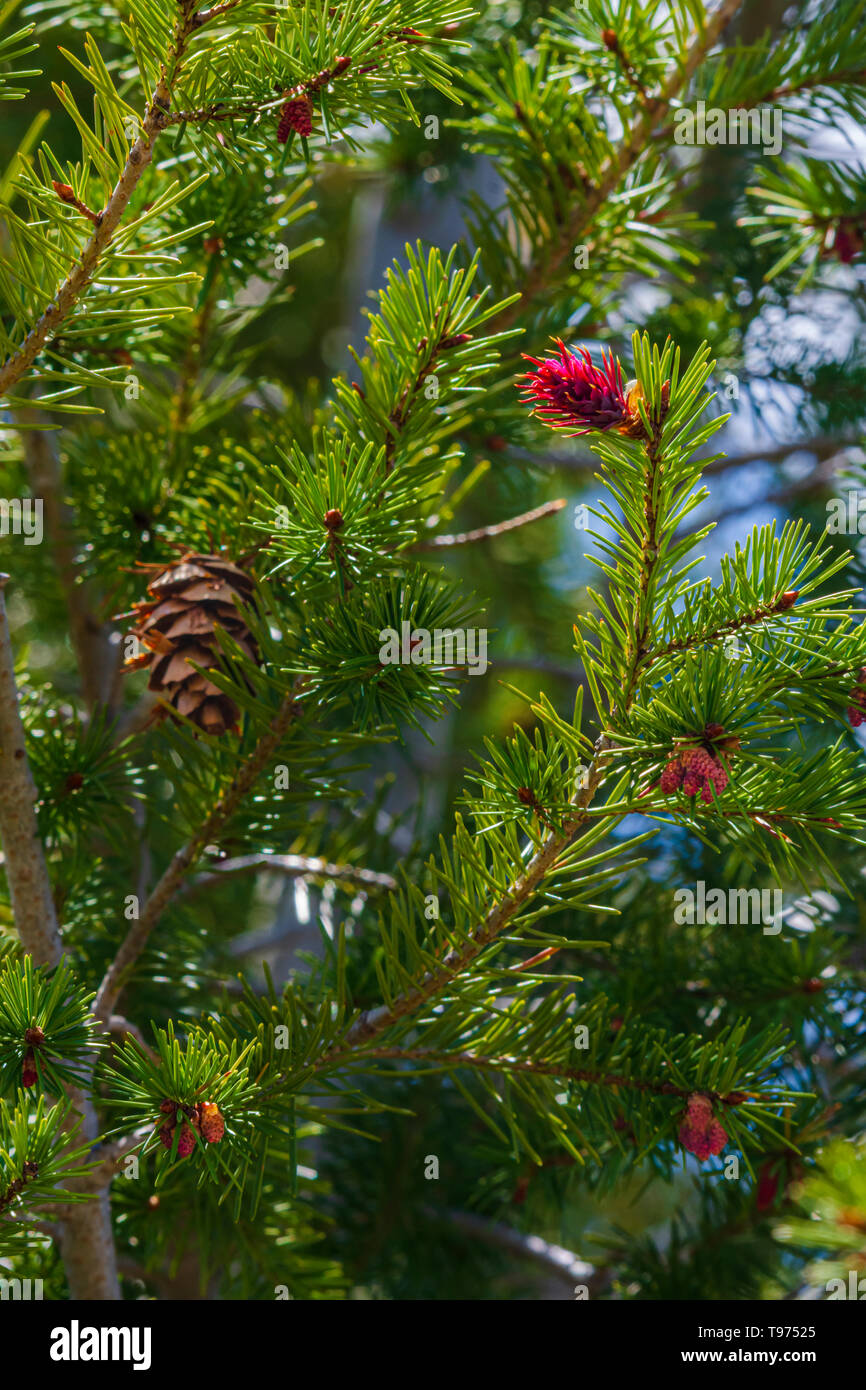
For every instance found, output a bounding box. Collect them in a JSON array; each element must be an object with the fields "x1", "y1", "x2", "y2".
[
  {"x1": 678, "y1": 1092, "x2": 728, "y2": 1162},
  {"x1": 278, "y1": 94, "x2": 313, "y2": 142},
  {"x1": 176, "y1": 1123, "x2": 197, "y2": 1159}
]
